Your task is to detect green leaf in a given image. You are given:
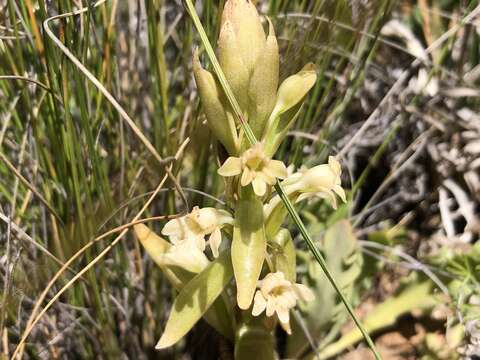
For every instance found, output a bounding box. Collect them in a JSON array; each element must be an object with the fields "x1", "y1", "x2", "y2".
[
  {"x1": 155, "y1": 250, "x2": 234, "y2": 349},
  {"x1": 232, "y1": 197, "x2": 266, "y2": 309},
  {"x1": 265, "y1": 192, "x2": 299, "y2": 237},
  {"x1": 135, "y1": 224, "x2": 234, "y2": 340},
  {"x1": 235, "y1": 317, "x2": 275, "y2": 360}
]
